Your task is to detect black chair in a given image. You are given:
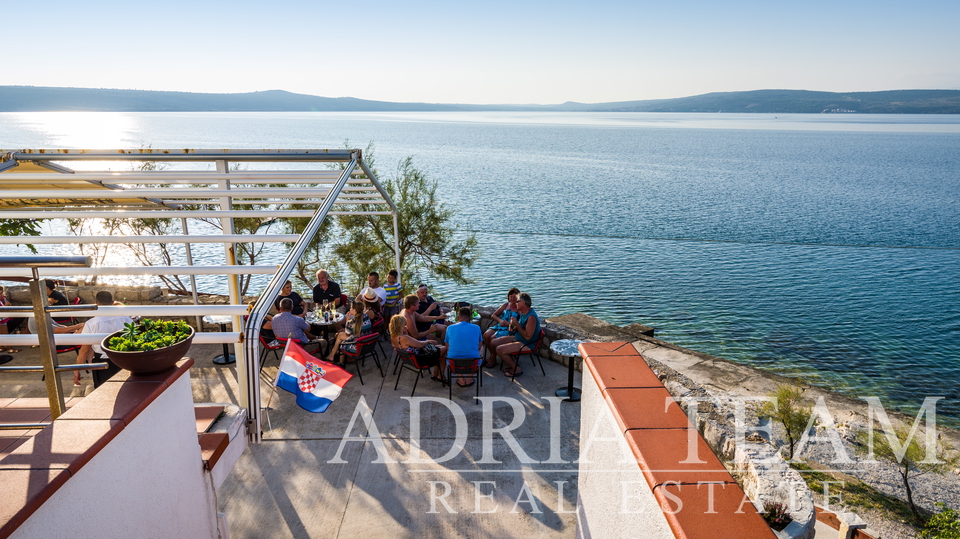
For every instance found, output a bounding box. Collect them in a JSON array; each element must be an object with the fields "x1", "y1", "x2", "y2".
[
  {"x1": 508, "y1": 328, "x2": 546, "y2": 382},
  {"x1": 258, "y1": 334, "x2": 284, "y2": 370},
  {"x1": 394, "y1": 348, "x2": 439, "y2": 397},
  {"x1": 339, "y1": 332, "x2": 385, "y2": 383}
]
